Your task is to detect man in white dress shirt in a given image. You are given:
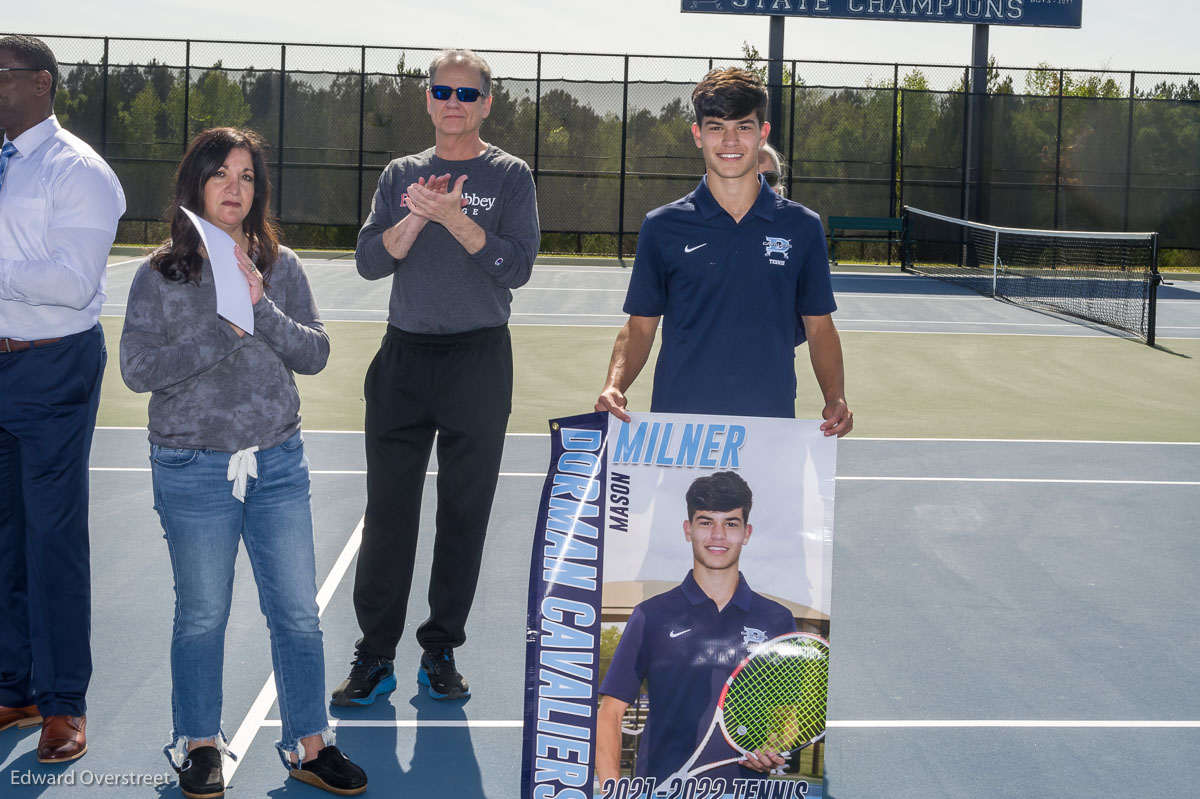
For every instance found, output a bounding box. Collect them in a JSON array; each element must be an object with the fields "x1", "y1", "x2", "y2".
[{"x1": 0, "y1": 34, "x2": 125, "y2": 764}]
